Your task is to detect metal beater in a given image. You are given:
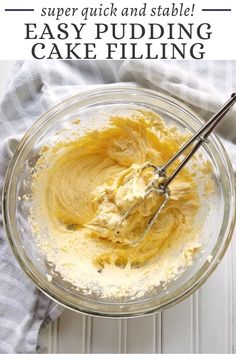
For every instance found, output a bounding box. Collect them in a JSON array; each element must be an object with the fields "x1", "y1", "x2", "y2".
[{"x1": 116, "y1": 93, "x2": 236, "y2": 246}]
